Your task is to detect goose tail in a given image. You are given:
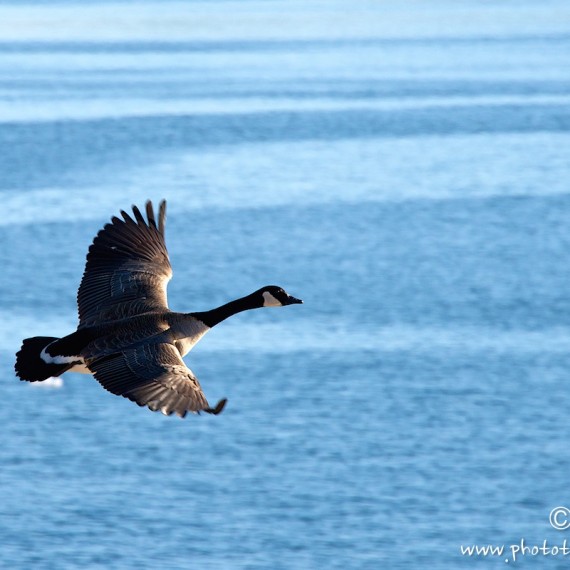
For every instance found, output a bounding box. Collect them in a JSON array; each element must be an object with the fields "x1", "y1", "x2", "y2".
[{"x1": 15, "y1": 336, "x2": 72, "y2": 382}]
